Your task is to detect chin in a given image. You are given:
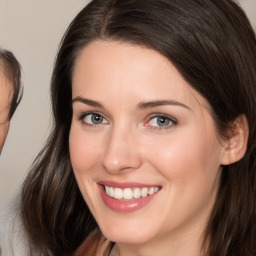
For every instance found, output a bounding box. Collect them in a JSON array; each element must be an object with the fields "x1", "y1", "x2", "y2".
[{"x1": 99, "y1": 221, "x2": 157, "y2": 245}]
